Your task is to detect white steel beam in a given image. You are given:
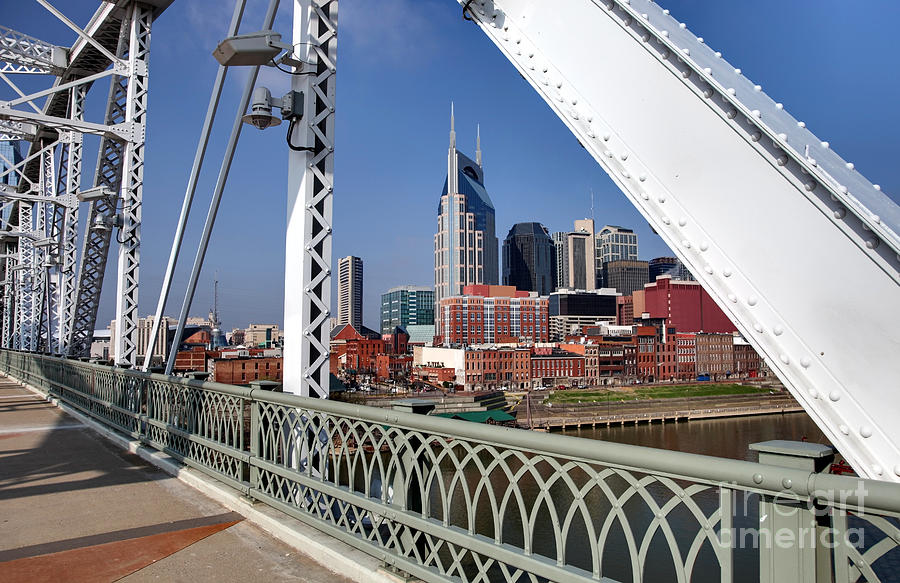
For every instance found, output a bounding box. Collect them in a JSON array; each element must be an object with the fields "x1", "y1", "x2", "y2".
[
  {"x1": 283, "y1": 0, "x2": 338, "y2": 398},
  {"x1": 462, "y1": 0, "x2": 900, "y2": 481}
]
